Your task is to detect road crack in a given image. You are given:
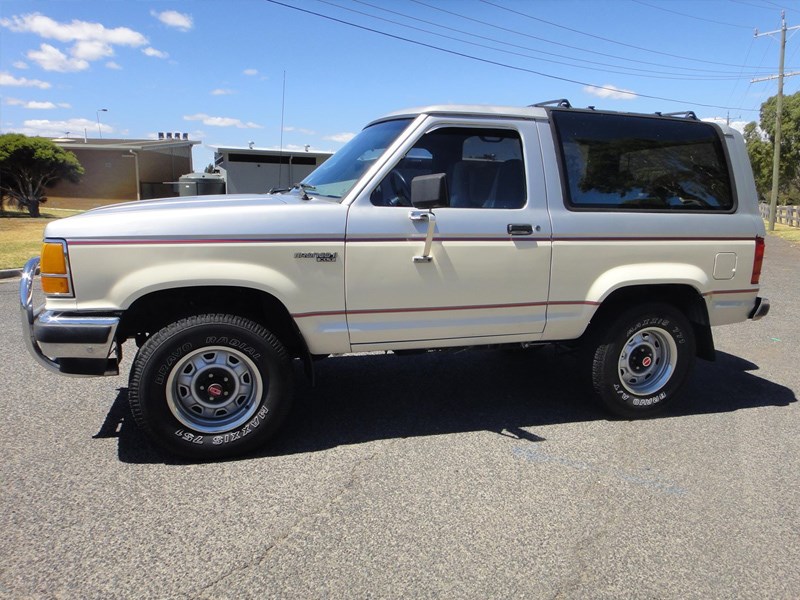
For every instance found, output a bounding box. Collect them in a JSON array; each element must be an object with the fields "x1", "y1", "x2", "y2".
[{"x1": 189, "y1": 445, "x2": 383, "y2": 598}]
